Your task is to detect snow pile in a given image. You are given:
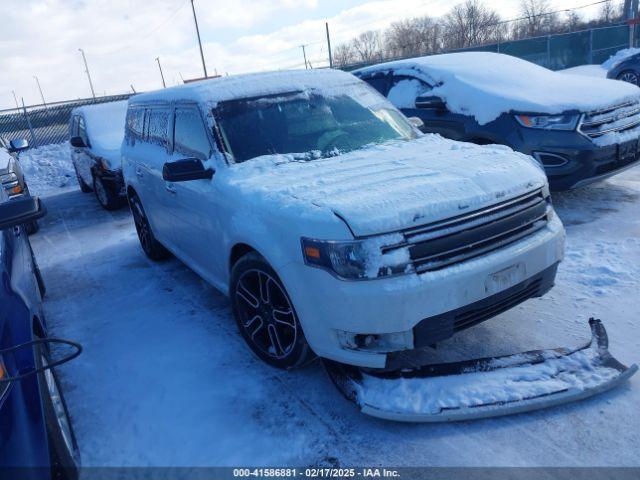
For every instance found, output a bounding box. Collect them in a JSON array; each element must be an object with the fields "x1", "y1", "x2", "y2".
[
  {"x1": 357, "y1": 345, "x2": 621, "y2": 416},
  {"x1": 73, "y1": 101, "x2": 128, "y2": 169},
  {"x1": 355, "y1": 52, "x2": 640, "y2": 124},
  {"x1": 18, "y1": 142, "x2": 75, "y2": 195},
  {"x1": 602, "y1": 48, "x2": 640, "y2": 70},
  {"x1": 222, "y1": 134, "x2": 546, "y2": 236}
]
